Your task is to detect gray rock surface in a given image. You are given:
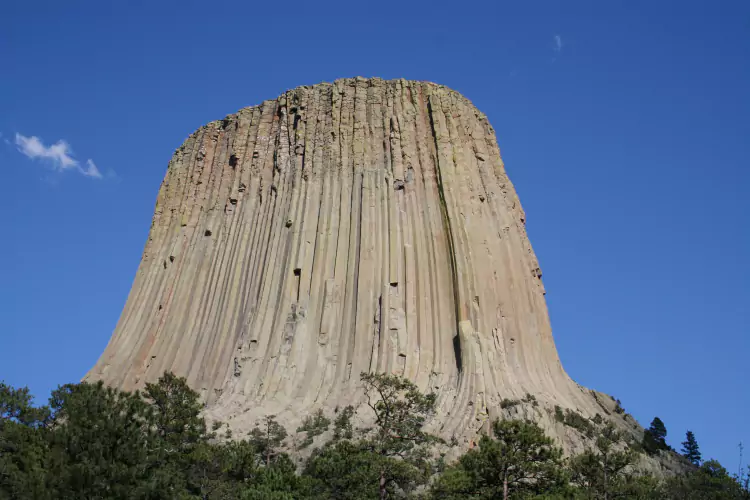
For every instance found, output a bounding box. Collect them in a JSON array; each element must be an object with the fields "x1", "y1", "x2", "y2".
[{"x1": 86, "y1": 78, "x2": 677, "y2": 470}]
